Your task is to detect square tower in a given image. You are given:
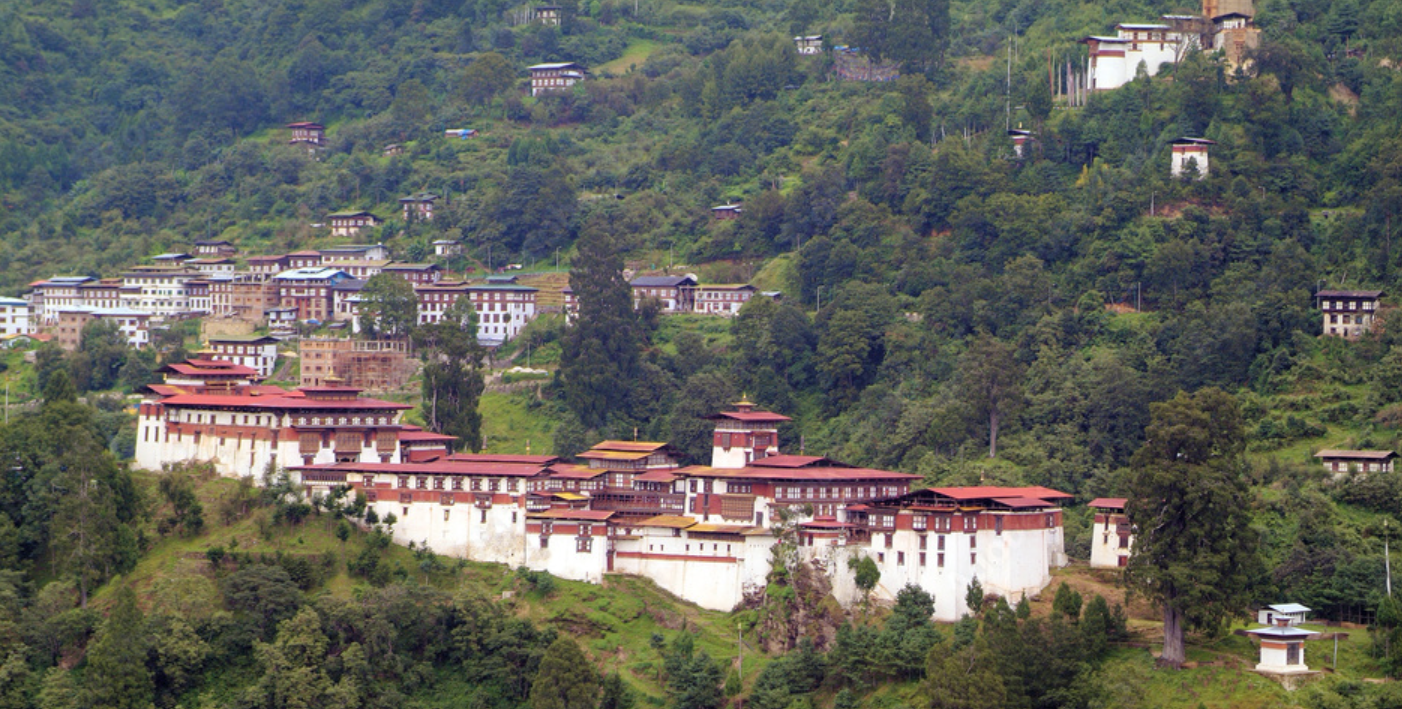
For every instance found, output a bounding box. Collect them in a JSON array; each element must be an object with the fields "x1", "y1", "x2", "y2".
[{"x1": 705, "y1": 399, "x2": 791, "y2": 469}]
